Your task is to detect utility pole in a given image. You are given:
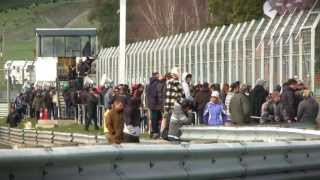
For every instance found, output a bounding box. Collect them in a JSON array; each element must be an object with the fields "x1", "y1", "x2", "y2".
[
  {"x1": 118, "y1": 0, "x2": 126, "y2": 84},
  {"x1": 1, "y1": 23, "x2": 4, "y2": 59}
]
